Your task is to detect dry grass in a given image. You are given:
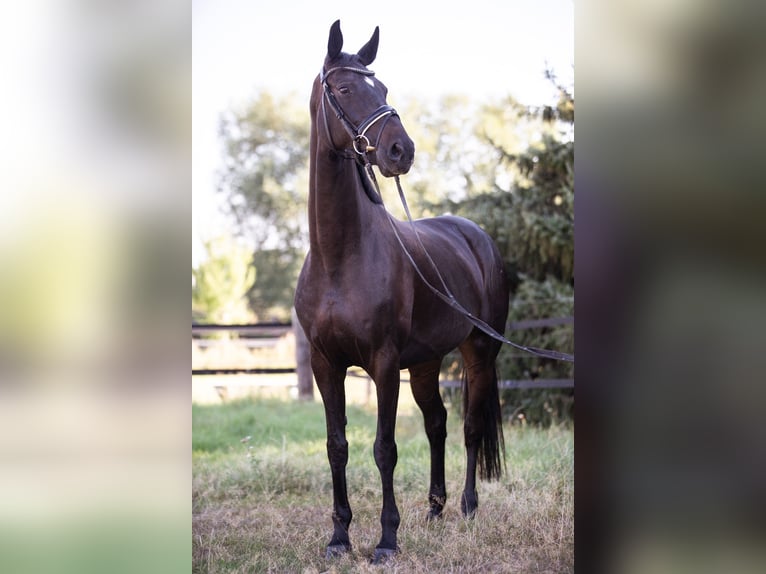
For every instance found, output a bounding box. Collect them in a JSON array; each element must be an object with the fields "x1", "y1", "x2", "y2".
[{"x1": 193, "y1": 398, "x2": 572, "y2": 573}]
